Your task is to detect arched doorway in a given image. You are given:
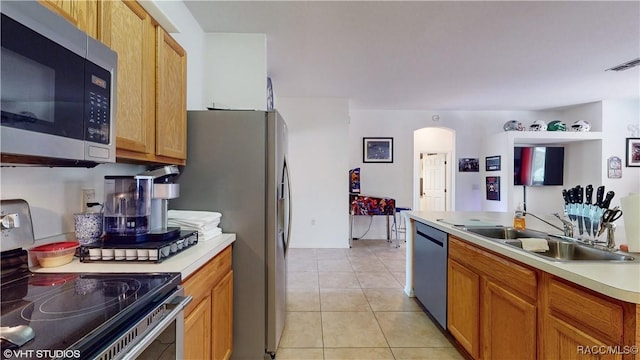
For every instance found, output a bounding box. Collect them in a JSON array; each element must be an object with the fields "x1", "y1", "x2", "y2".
[{"x1": 413, "y1": 127, "x2": 456, "y2": 212}]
